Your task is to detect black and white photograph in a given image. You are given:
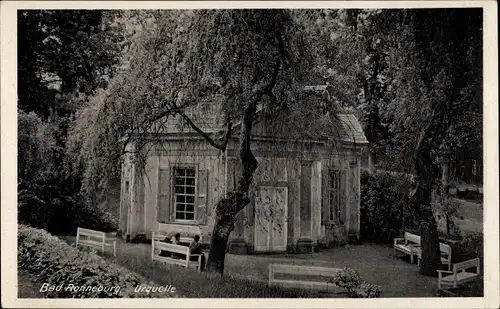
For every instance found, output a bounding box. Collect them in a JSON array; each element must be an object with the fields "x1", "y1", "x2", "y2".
[{"x1": 1, "y1": 1, "x2": 498, "y2": 308}]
